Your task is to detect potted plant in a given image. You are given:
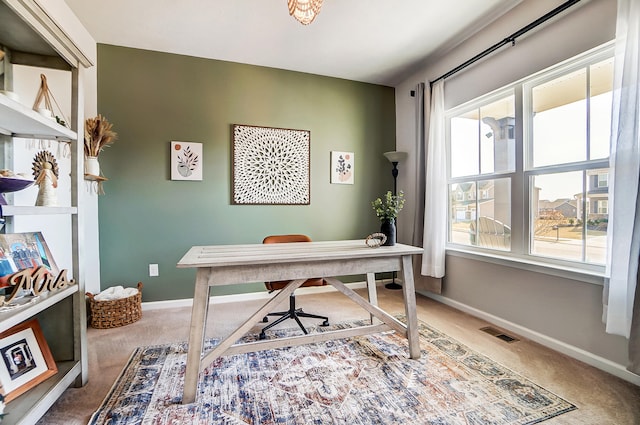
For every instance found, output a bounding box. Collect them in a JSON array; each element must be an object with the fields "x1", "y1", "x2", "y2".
[{"x1": 371, "y1": 190, "x2": 405, "y2": 246}]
